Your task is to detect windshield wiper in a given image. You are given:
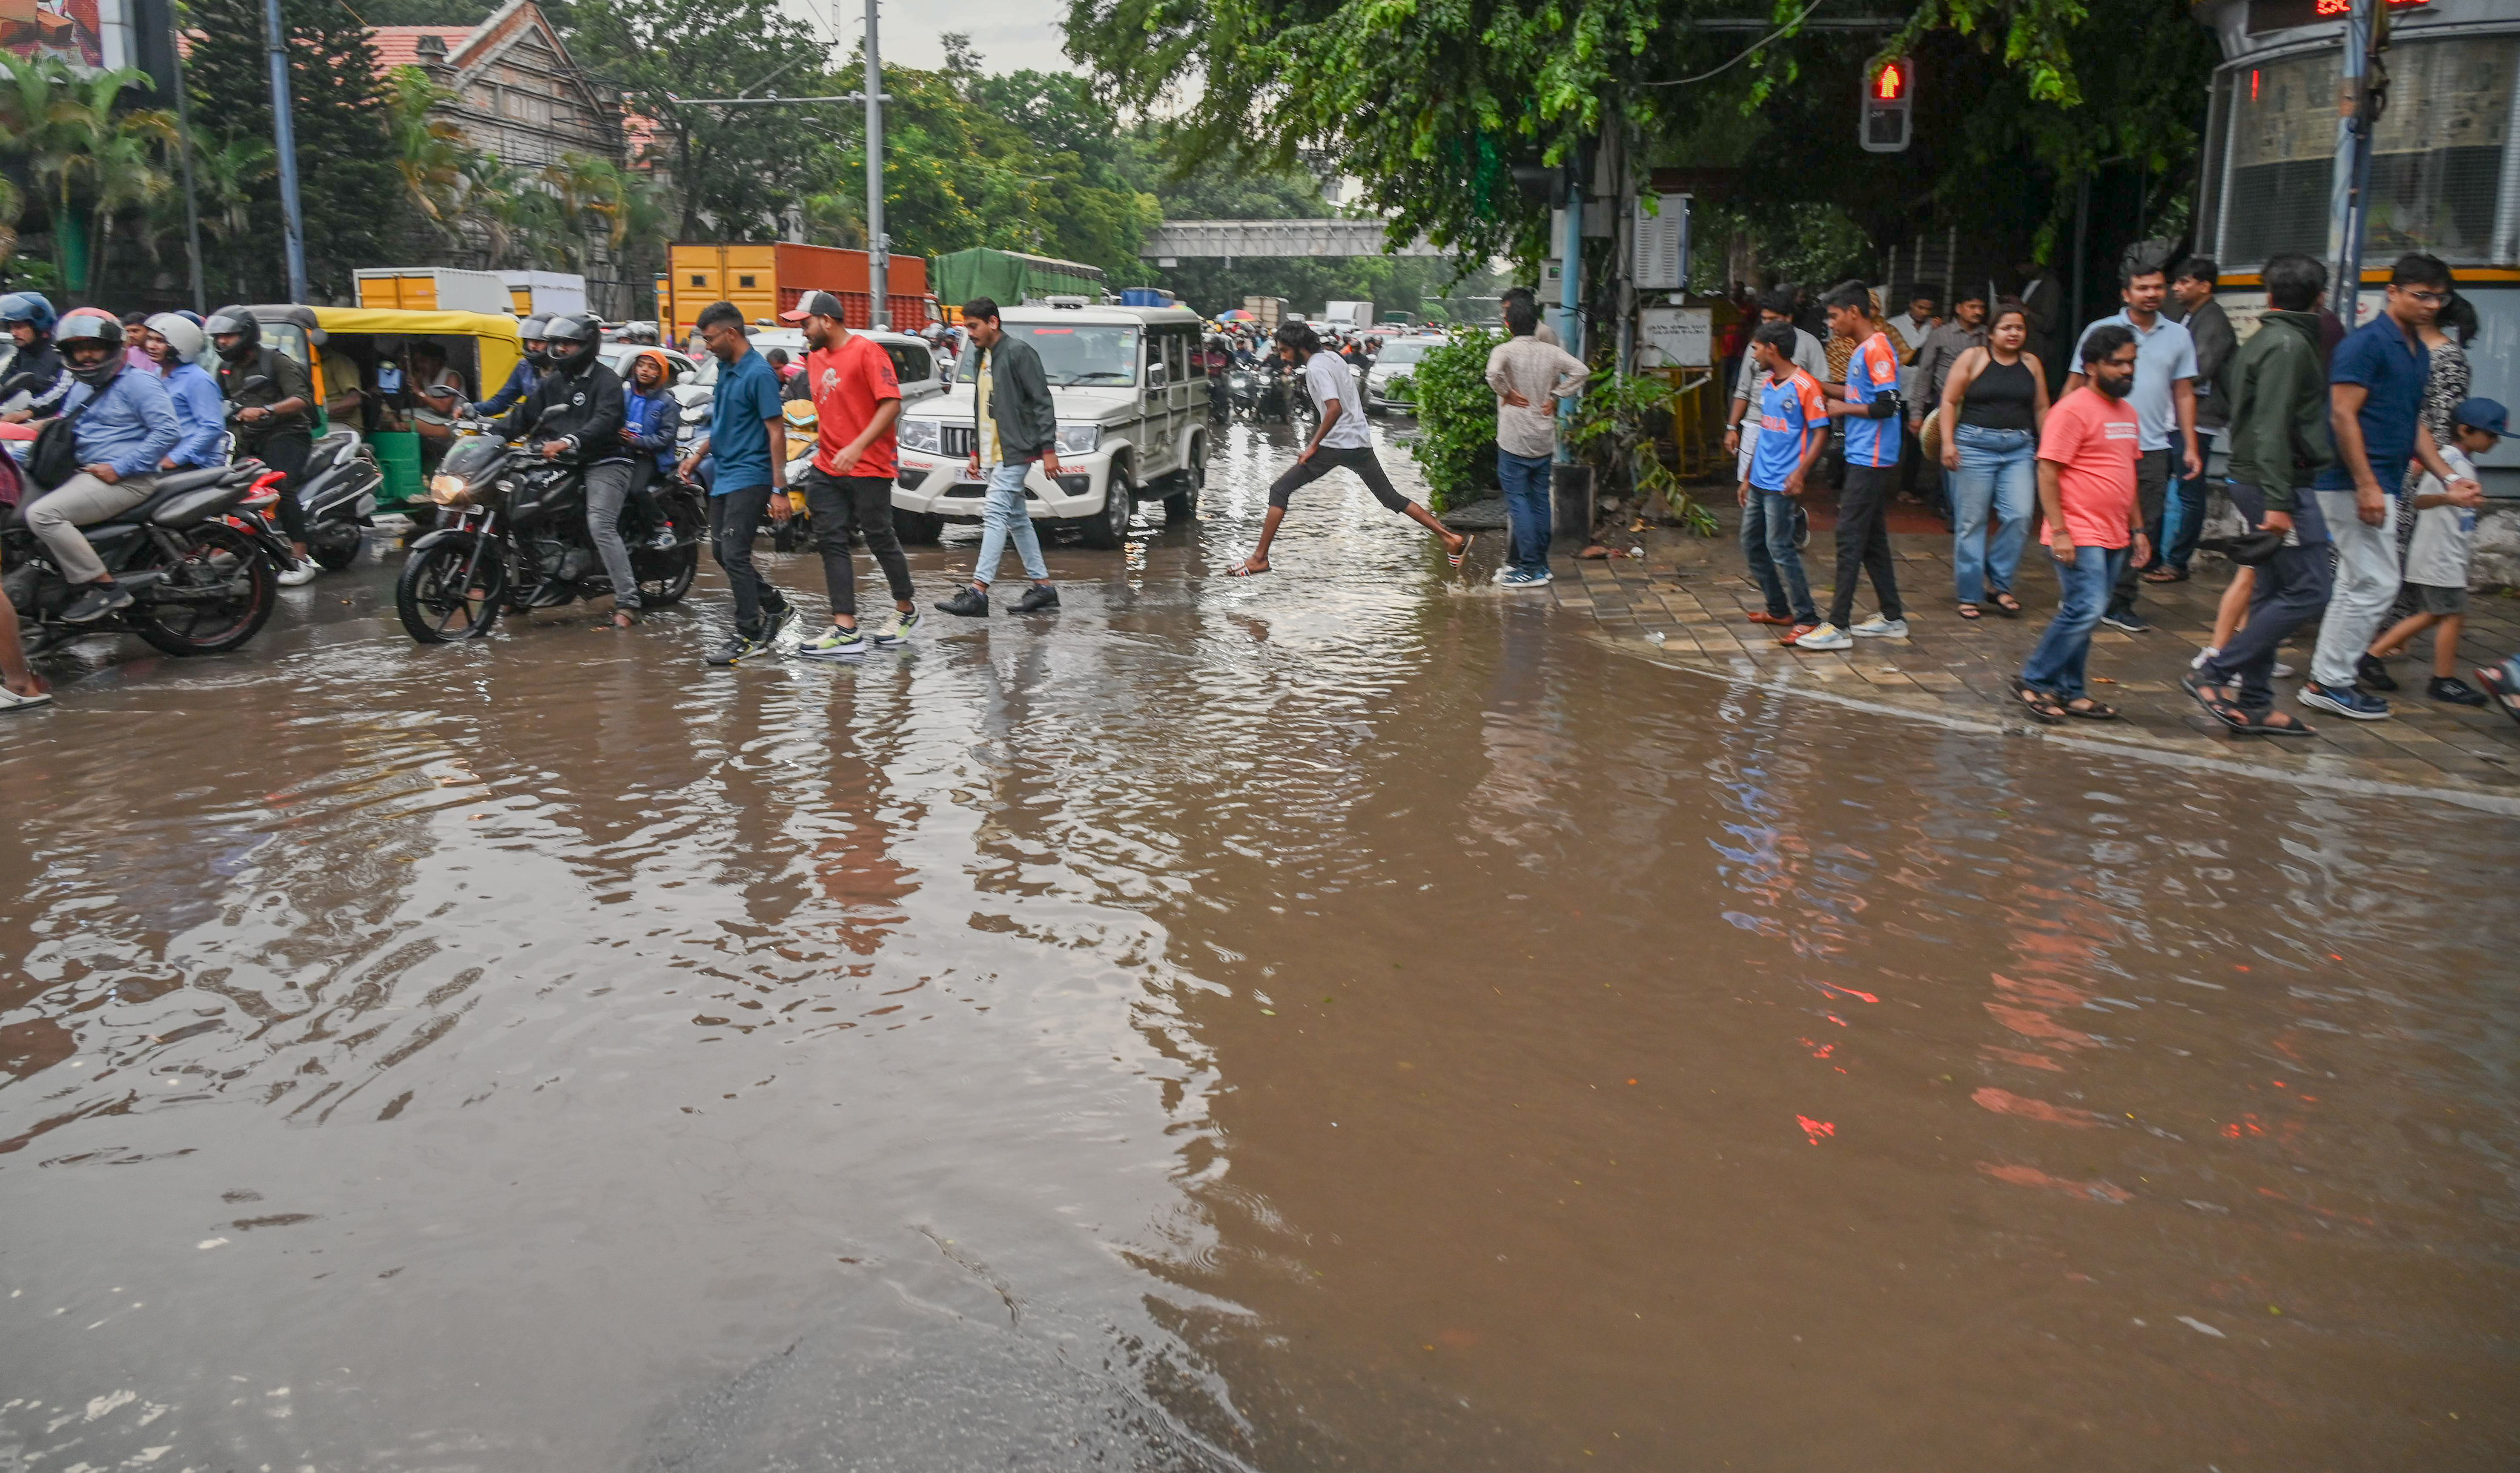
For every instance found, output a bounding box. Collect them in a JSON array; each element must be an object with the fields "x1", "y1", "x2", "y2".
[{"x1": 1053, "y1": 372, "x2": 1136, "y2": 386}]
